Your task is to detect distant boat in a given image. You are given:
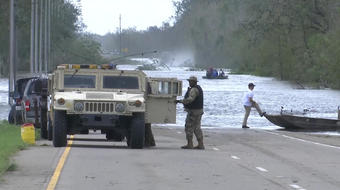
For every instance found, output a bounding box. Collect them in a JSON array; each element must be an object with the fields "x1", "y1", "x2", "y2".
[
  {"x1": 202, "y1": 75, "x2": 228, "y2": 79},
  {"x1": 265, "y1": 114, "x2": 340, "y2": 131},
  {"x1": 204, "y1": 68, "x2": 228, "y2": 79}
]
